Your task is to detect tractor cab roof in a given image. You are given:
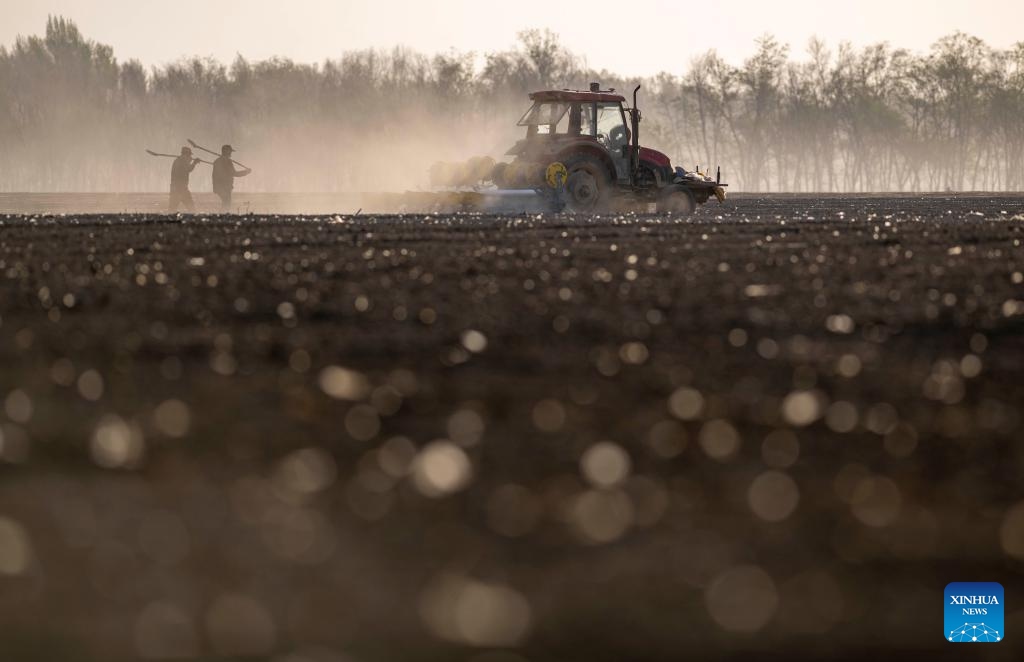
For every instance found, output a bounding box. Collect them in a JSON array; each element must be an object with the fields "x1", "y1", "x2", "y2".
[{"x1": 529, "y1": 89, "x2": 626, "y2": 104}]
